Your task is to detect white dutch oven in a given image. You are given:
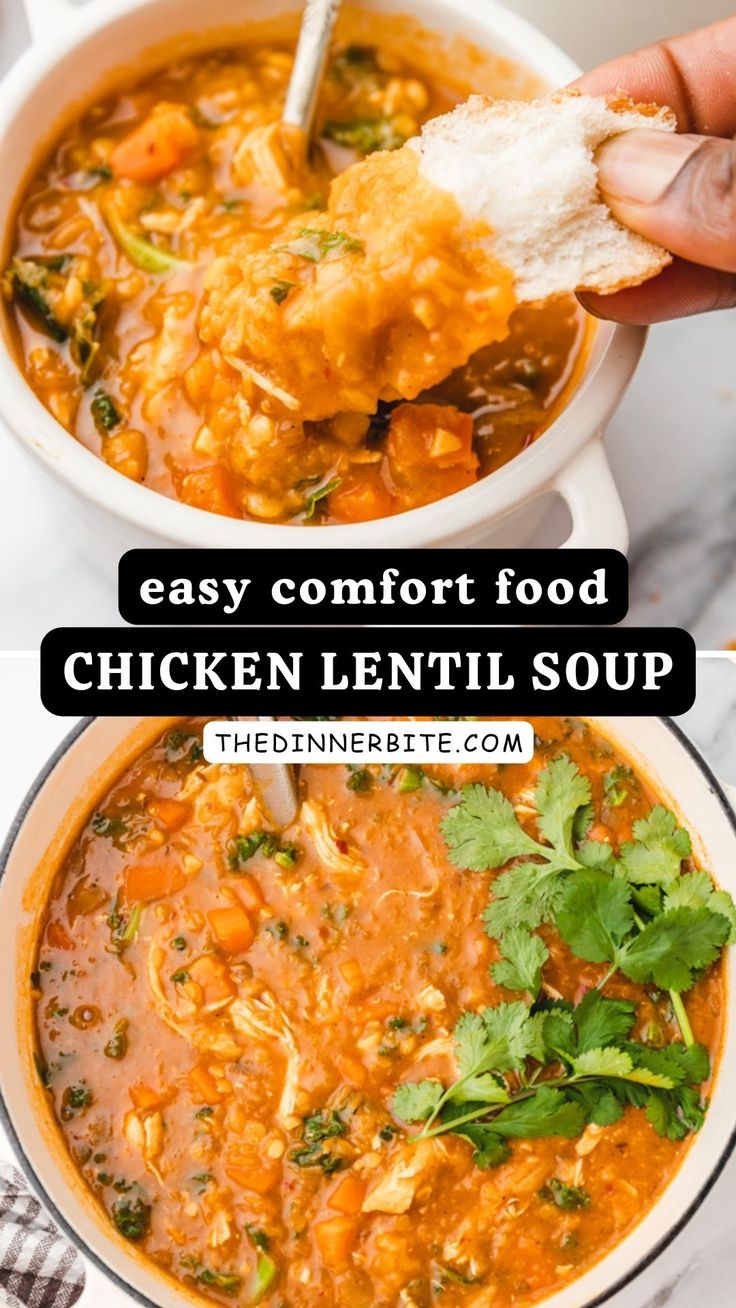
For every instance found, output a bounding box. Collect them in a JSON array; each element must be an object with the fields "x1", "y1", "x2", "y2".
[
  {"x1": 0, "y1": 715, "x2": 735, "y2": 1308},
  {"x1": 0, "y1": 0, "x2": 643, "y2": 557}
]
